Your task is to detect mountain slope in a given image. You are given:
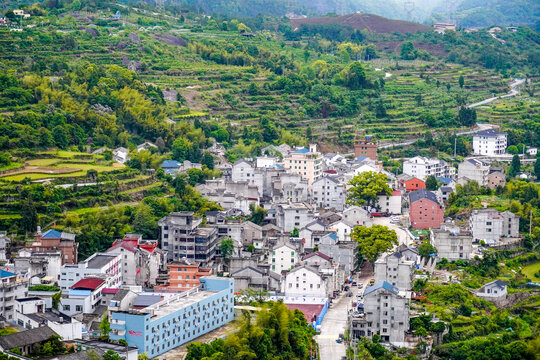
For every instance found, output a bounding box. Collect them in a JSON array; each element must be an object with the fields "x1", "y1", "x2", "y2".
[{"x1": 290, "y1": 13, "x2": 431, "y2": 34}]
